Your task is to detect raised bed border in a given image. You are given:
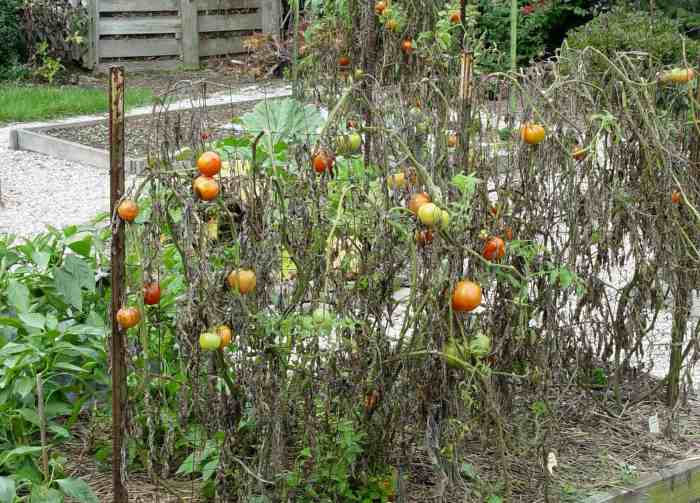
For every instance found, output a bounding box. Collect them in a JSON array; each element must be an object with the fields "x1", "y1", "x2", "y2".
[
  {"x1": 8, "y1": 86, "x2": 292, "y2": 175},
  {"x1": 585, "y1": 458, "x2": 700, "y2": 503}
]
